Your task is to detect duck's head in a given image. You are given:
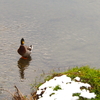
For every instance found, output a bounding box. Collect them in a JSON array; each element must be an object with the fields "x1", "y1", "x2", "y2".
[{"x1": 21, "y1": 38, "x2": 25, "y2": 45}]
